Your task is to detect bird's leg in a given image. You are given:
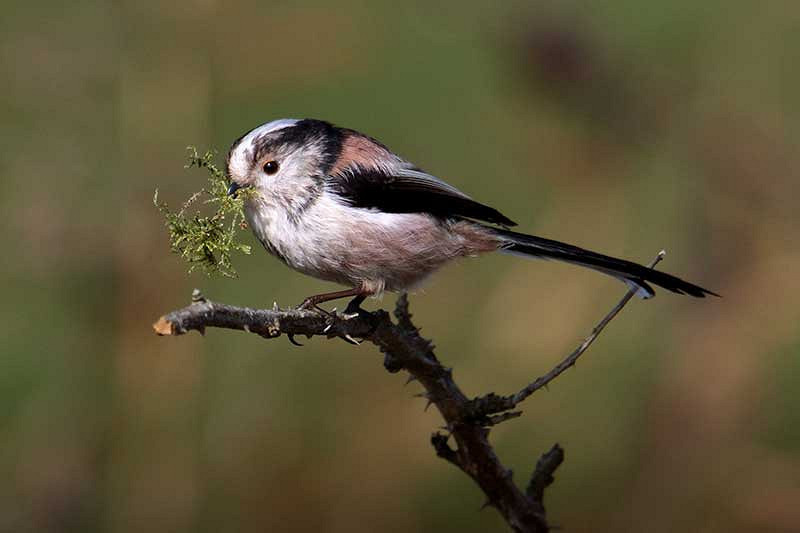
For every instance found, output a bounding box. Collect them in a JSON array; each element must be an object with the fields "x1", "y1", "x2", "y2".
[{"x1": 298, "y1": 287, "x2": 370, "y2": 314}]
